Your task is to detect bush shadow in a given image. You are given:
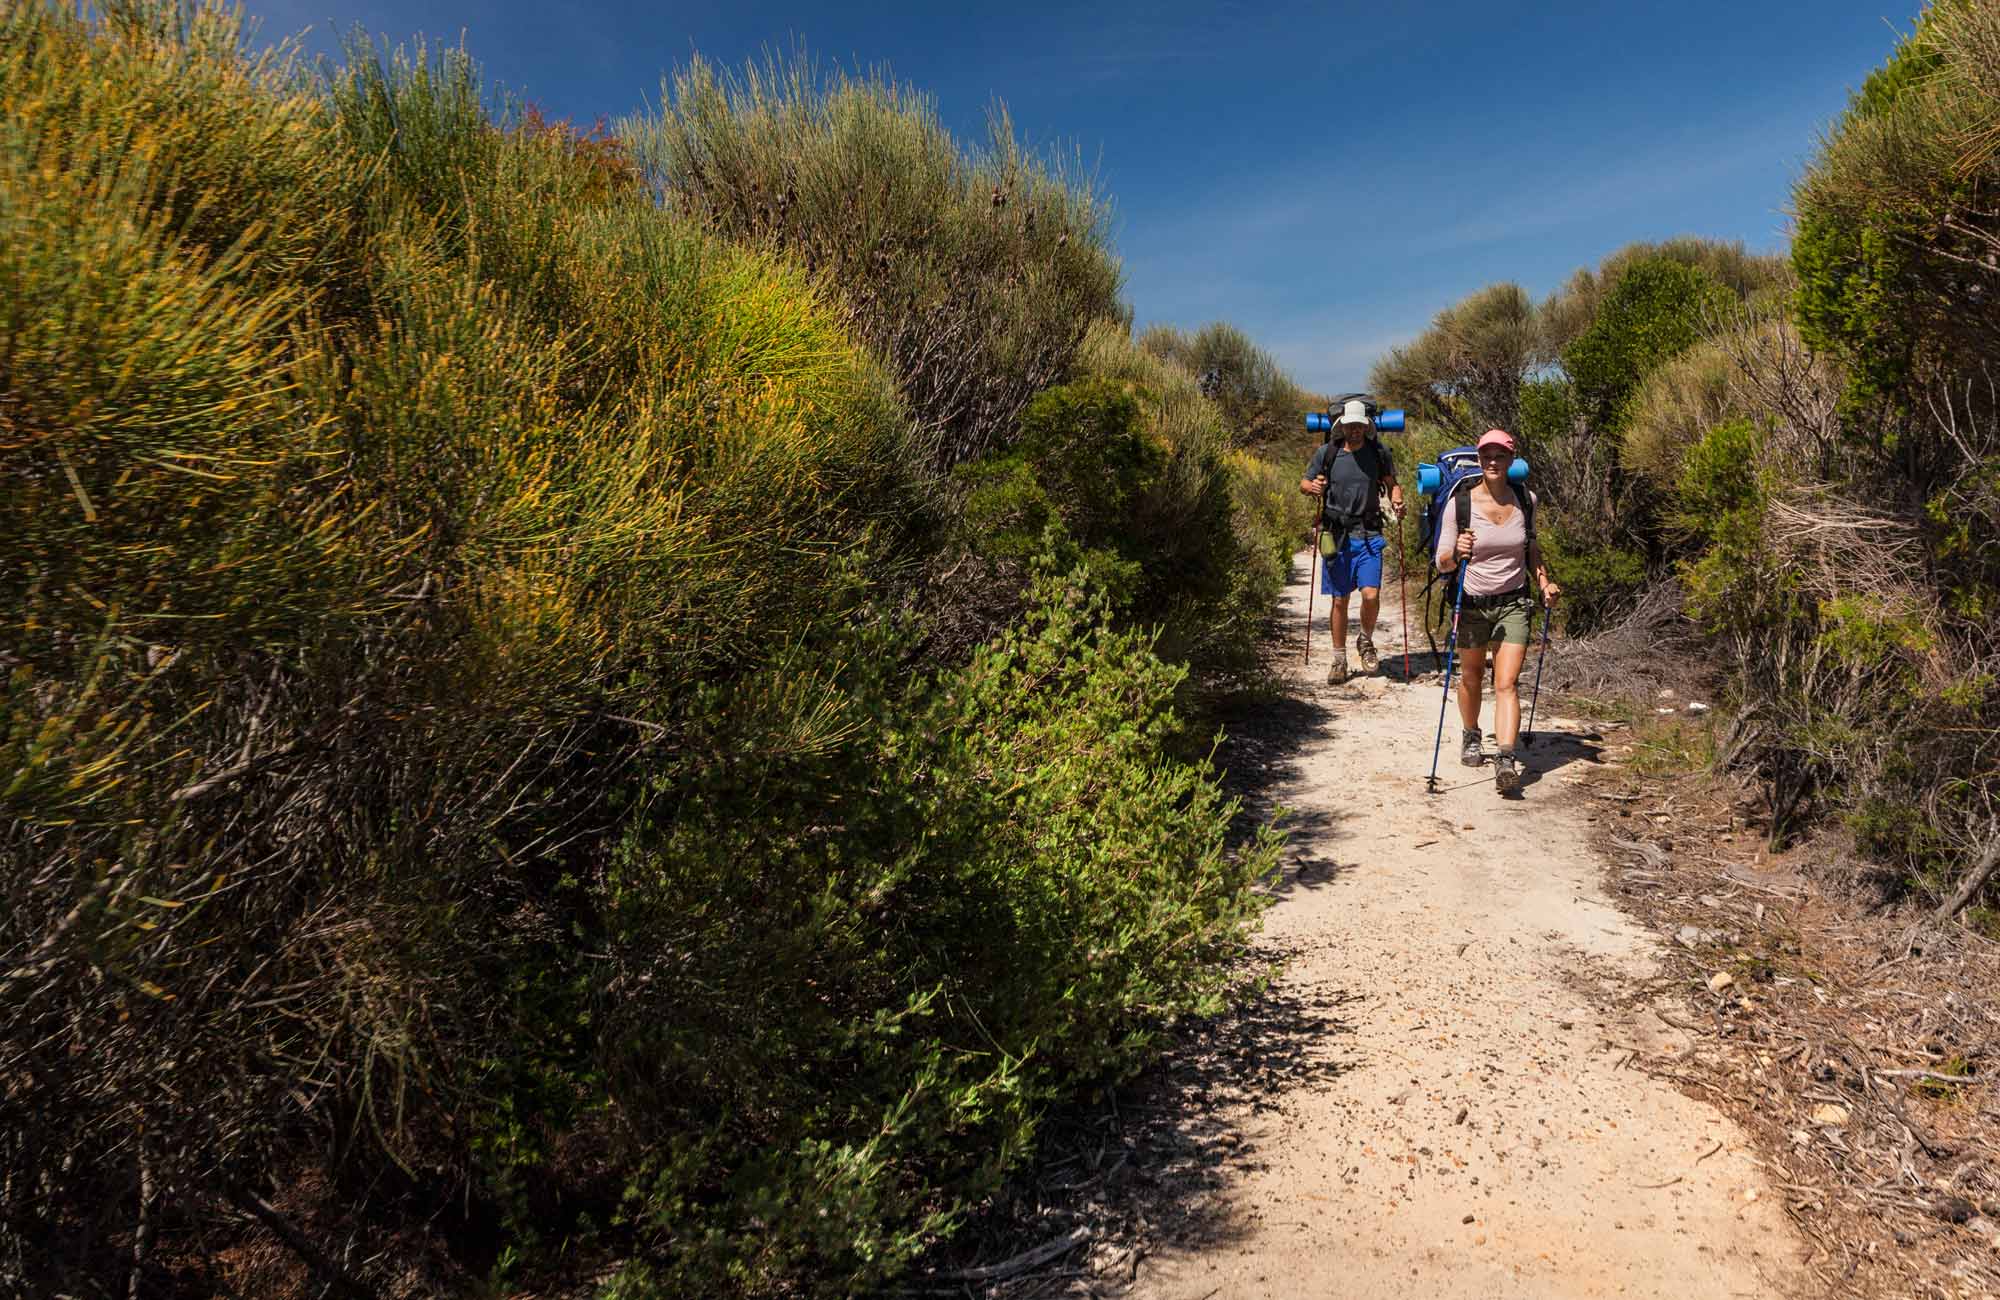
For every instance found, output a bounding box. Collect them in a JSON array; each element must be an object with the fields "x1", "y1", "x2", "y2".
[
  {"x1": 1209, "y1": 664, "x2": 1329, "y2": 766},
  {"x1": 1207, "y1": 667, "x2": 1362, "y2": 896},
  {"x1": 1517, "y1": 728, "x2": 1606, "y2": 789},
  {"x1": 912, "y1": 954, "x2": 1360, "y2": 1297}
]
